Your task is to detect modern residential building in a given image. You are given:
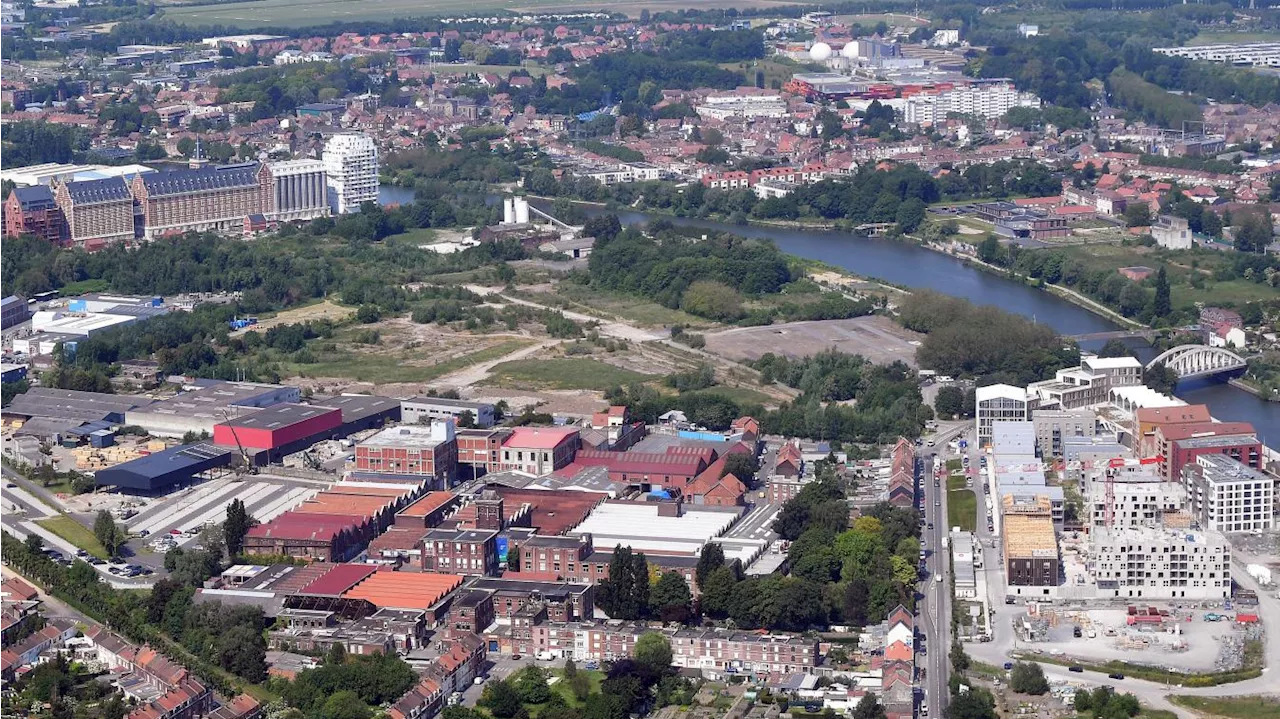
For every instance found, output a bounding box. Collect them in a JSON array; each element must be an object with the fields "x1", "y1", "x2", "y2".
[
  {"x1": 1133, "y1": 404, "x2": 1212, "y2": 457},
  {"x1": 1002, "y1": 511, "x2": 1060, "y2": 596},
  {"x1": 131, "y1": 162, "x2": 273, "y2": 239},
  {"x1": 1092, "y1": 526, "x2": 1231, "y2": 600},
  {"x1": 4, "y1": 185, "x2": 68, "y2": 243},
  {"x1": 324, "y1": 133, "x2": 379, "y2": 214},
  {"x1": 1086, "y1": 472, "x2": 1186, "y2": 529},
  {"x1": 401, "y1": 397, "x2": 496, "y2": 428},
  {"x1": 1031, "y1": 409, "x2": 1096, "y2": 457},
  {"x1": 1182, "y1": 454, "x2": 1275, "y2": 533},
  {"x1": 267, "y1": 159, "x2": 330, "y2": 222},
  {"x1": 1028, "y1": 355, "x2": 1143, "y2": 410},
  {"x1": 53, "y1": 176, "x2": 135, "y2": 249},
  {"x1": 975, "y1": 384, "x2": 1030, "y2": 447},
  {"x1": 903, "y1": 80, "x2": 1039, "y2": 125}
]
